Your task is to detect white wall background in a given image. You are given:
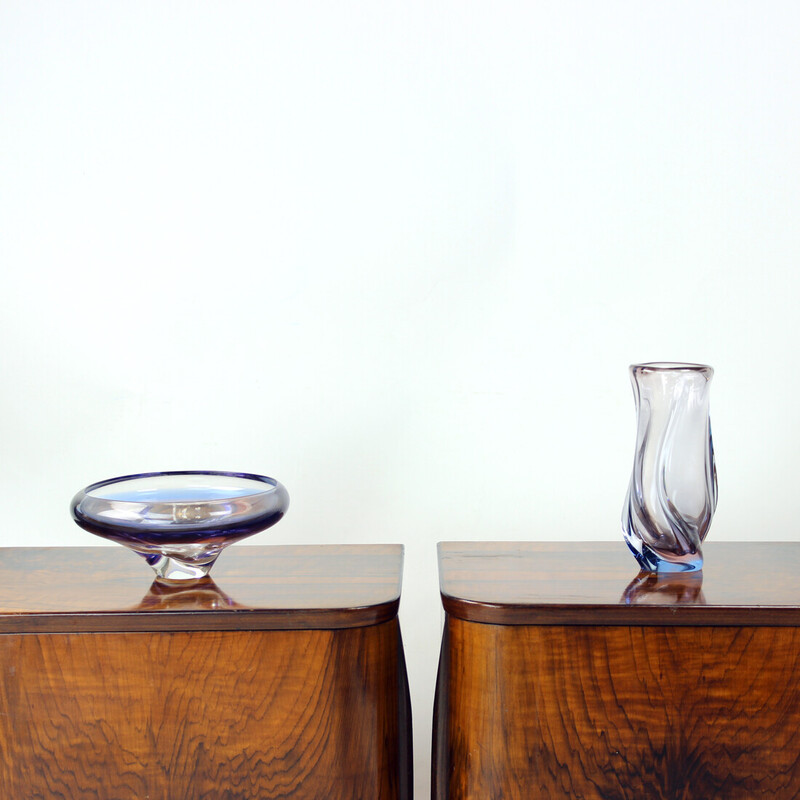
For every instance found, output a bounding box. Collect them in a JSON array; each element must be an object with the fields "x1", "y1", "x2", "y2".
[{"x1": 2, "y1": 1, "x2": 799, "y2": 794}]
